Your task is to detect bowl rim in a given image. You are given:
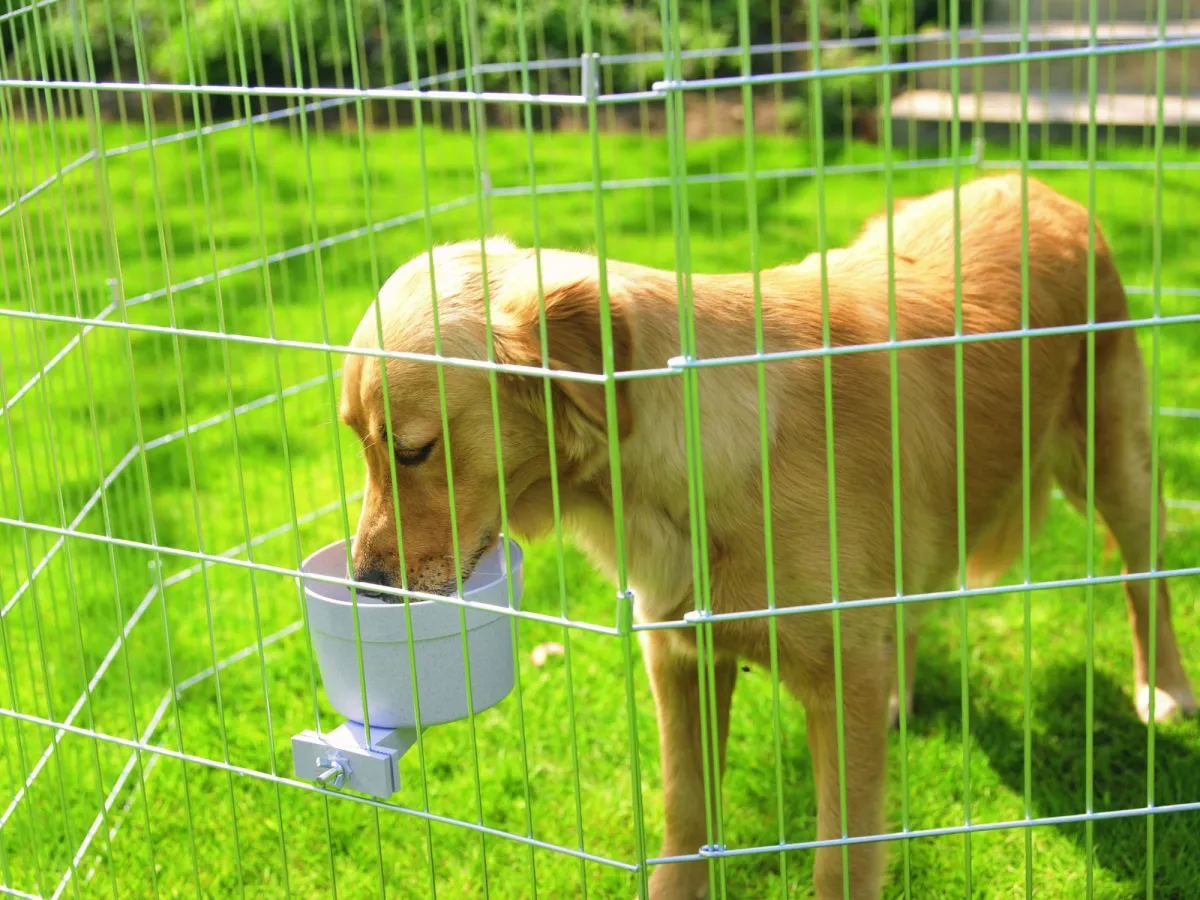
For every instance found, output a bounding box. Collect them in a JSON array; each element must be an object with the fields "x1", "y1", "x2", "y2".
[{"x1": 300, "y1": 537, "x2": 522, "y2": 610}]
